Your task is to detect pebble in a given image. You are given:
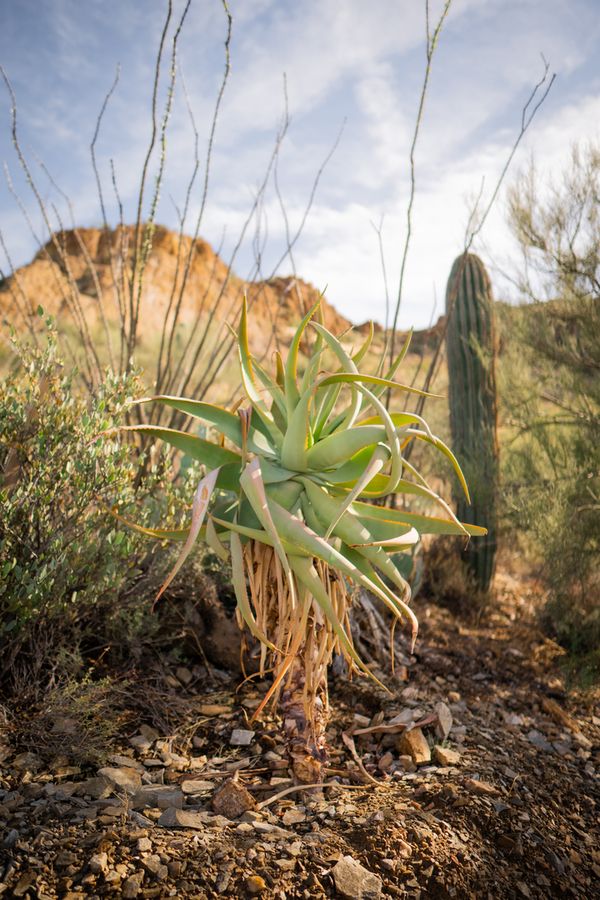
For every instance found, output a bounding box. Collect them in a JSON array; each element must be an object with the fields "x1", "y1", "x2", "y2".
[
  {"x1": 180, "y1": 779, "x2": 215, "y2": 794},
  {"x1": 142, "y1": 854, "x2": 169, "y2": 880},
  {"x1": 230, "y1": 728, "x2": 255, "y2": 746},
  {"x1": 464, "y1": 778, "x2": 500, "y2": 797},
  {"x1": 434, "y1": 746, "x2": 461, "y2": 766},
  {"x1": 246, "y1": 874, "x2": 267, "y2": 894},
  {"x1": 397, "y1": 754, "x2": 417, "y2": 773},
  {"x1": 122, "y1": 872, "x2": 144, "y2": 898},
  {"x1": 434, "y1": 701, "x2": 453, "y2": 739},
  {"x1": 129, "y1": 735, "x2": 153, "y2": 753},
  {"x1": 378, "y1": 751, "x2": 394, "y2": 773},
  {"x1": 89, "y1": 852, "x2": 109, "y2": 875},
  {"x1": 332, "y1": 855, "x2": 382, "y2": 900},
  {"x1": 526, "y1": 730, "x2": 553, "y2": 752},
  {"x1": 157, "y1": 807, "x2": 231, "y2": 829},
  {"x1": 212, "y1": 778, "x2": 256, "y2": 819},
  {"x1": 397, "y1": 728, "x2": 431, "y2": 765},
  {"x1": 132, "y1": 784, "x2": 183, "y2": 810},
  {"x1": 282, "y1": 807, "x2": 306, "y2": 826},
  {"x1": 97, "y1": 766, "x2": 142, "y2": 794},
  {"x1": 108, "y1": 754, "x2": 145, "y2": 772}
]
